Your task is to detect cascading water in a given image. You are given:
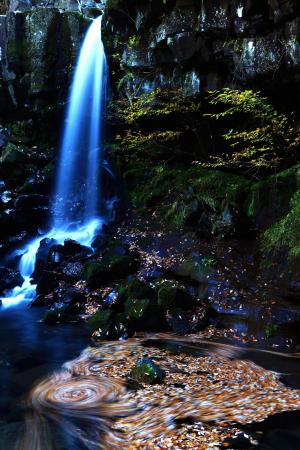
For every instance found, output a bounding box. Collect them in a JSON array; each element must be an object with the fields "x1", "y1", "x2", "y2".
[
  {"x1": 53, "y1": 15, "x2": 107, "y2": 228},
  {"x1": 1, "y1": 15, "x2": 111, "y2": 309}
]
